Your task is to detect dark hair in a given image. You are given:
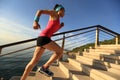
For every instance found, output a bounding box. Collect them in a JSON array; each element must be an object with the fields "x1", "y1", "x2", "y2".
[
  {"x1": 54, "y1": 4, "x2": 60, "y2": 10},
  {"x1": 53, "y1": 4, "x2": 65, "y2": 11}
]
